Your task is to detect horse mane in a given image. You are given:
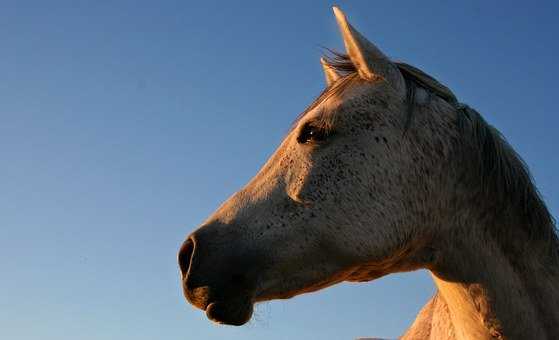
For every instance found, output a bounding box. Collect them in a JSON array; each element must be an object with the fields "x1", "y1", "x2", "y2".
[{"x1": 320, "y1": 52, "x2": 559, "y2": 263}]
